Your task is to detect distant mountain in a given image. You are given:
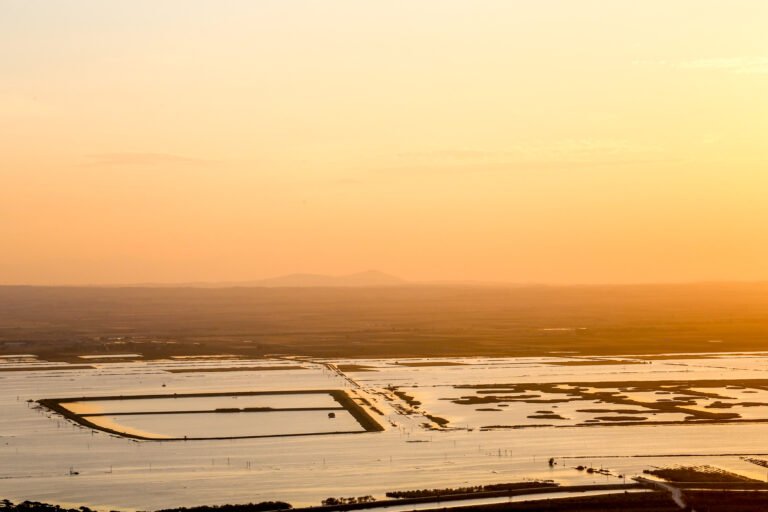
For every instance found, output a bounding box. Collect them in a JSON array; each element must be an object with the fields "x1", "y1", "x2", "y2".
[
  {"x1": 123, "y1": 270, "x2": 407, "y2": 288},
  {"x1": 251, "y1": 270, "x2": 406, "y2": 287}
]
